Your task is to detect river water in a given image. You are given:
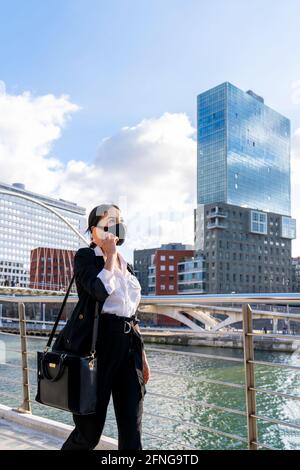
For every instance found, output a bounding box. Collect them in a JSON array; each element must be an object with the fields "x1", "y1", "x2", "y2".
[{"x1": 0, "y1": 332, "x2": 300, "y2": 450}]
